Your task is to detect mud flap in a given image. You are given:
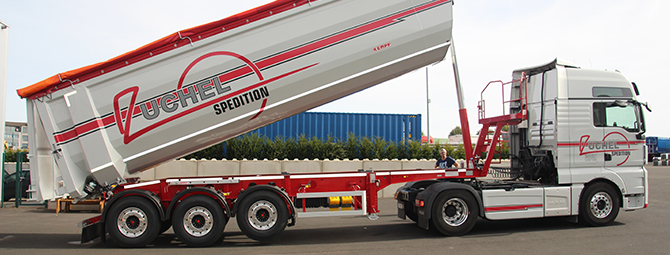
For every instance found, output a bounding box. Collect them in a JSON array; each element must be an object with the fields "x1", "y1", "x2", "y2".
[
  {"x1": 397, "y1": 202, "x2": 407, "y2": 219},
  {"x1": 417, "y1": 207, "x2": 430, "y2": 230},
  {"x1": 81, "y1": 222, "x2": 103, "y2": 243},
  {"x1": 80, "y1": 215, "x2": 103, "y2": 243}
]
